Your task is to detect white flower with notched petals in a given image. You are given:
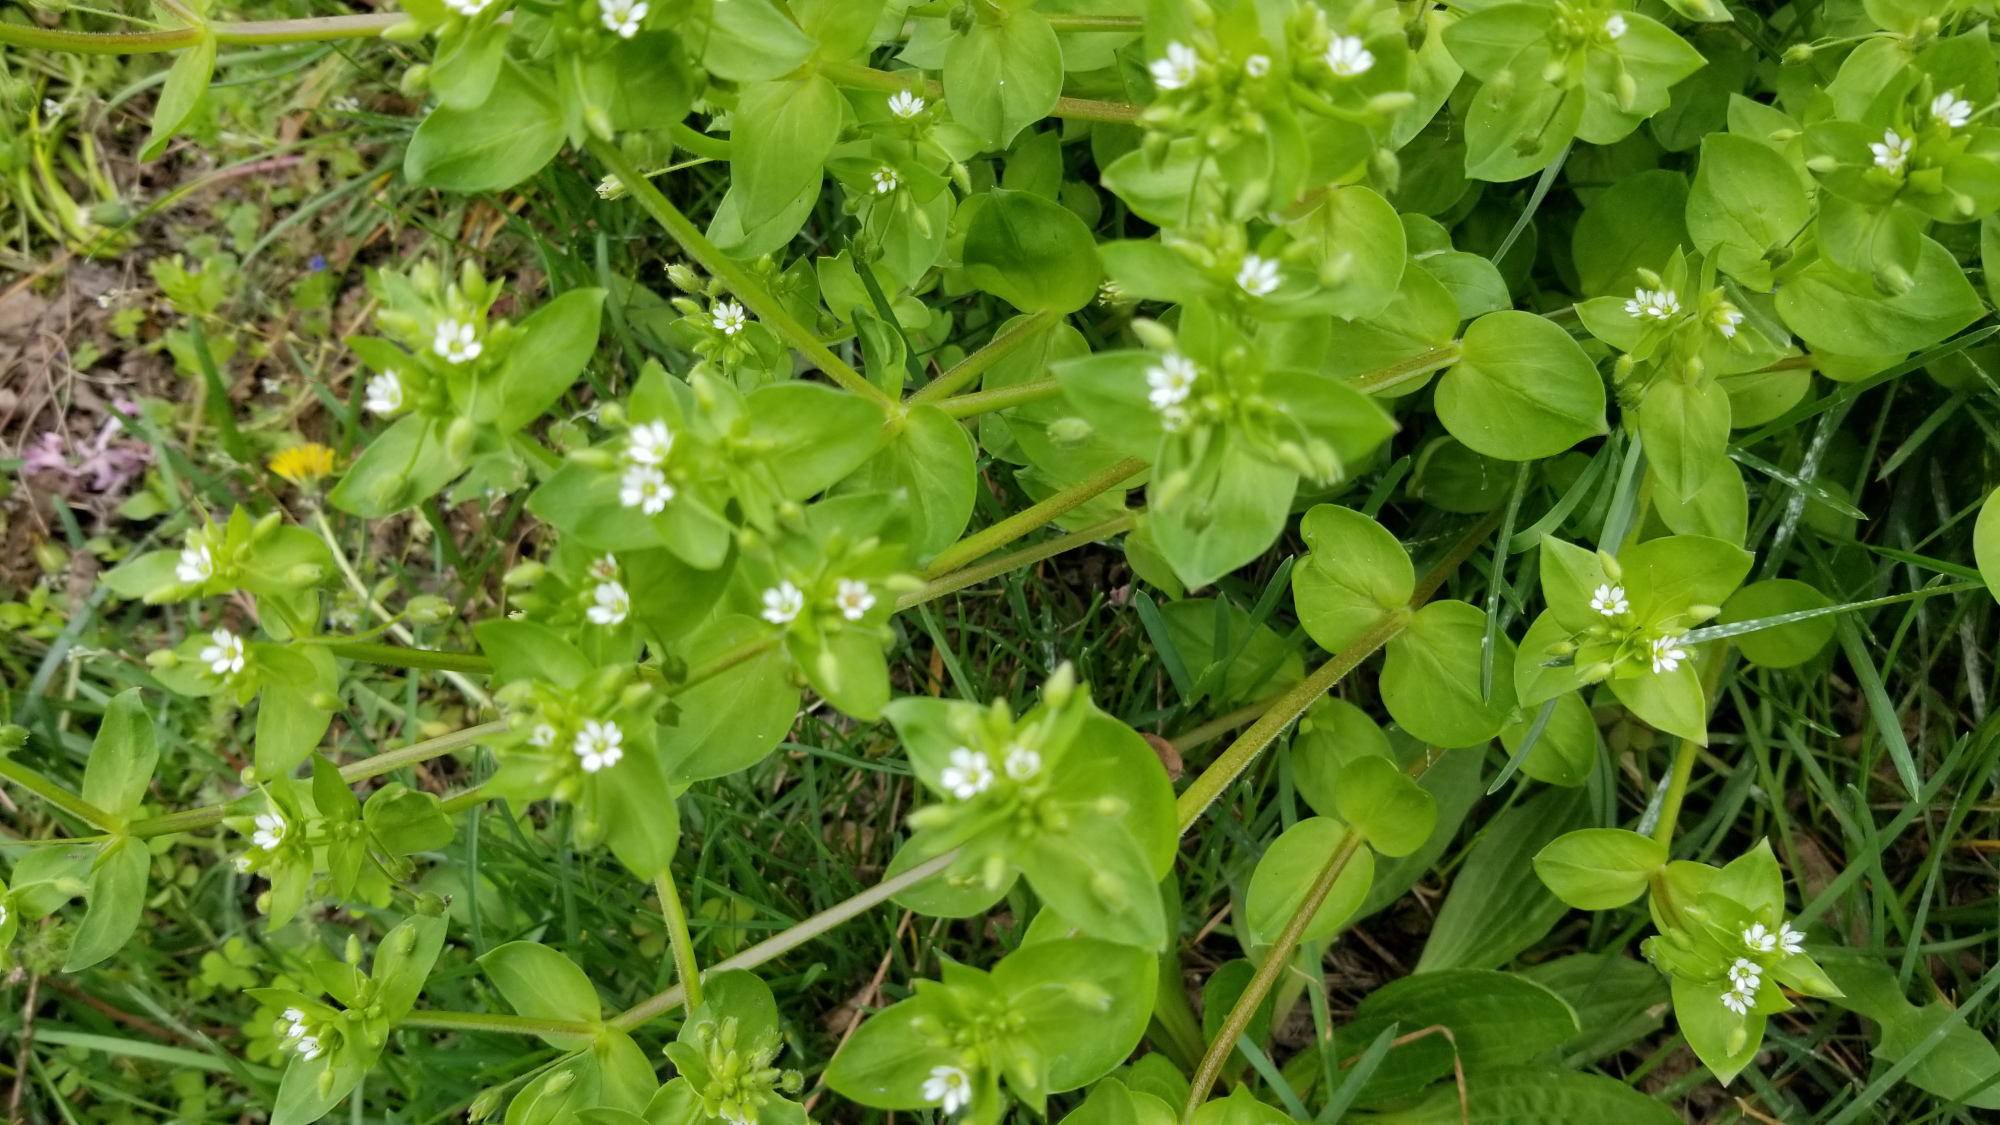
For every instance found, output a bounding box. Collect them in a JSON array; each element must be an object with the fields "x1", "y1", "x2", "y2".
[
  {"x1": 1715, "y1": 304, "x2": 1745, "y2": 339},
  {"x1": 923, "y1": 1066, "x2": 973, "y2": 1114},
  {"x1": 619, "y1": 465, "x2": 674, "y2": 514},
  {"x1": 1778, "y1": 921, "x2": 1805, "y2": 955},
  {"x1": 1743, "y1": 922, "x2": 1777, "y2": 953},
  {"x1": 1236, "y1": 254, "x2": 1282, "y2": 296},
  {"x1": 1147, "y1": 352, "x2": 1198, "y2": 409},
  {"x1": 599, "y1": 0, "x2": 647, "y2": 38},
  {"x1": 1650, "y1": 632, "x2": 1690, "y2": 674},
  {"x1": 1003, "y1": 745, "x2": 1041, "y2": 781},
  {"x1": 589, "y1": 554, "x2": 619, "y2": 581},
  {"x1": 176, "y1": 544, "x2": 214, "y2": 585},
  {"x1": 1721, "y1": 989, "x2": 1751, "y2": 1016},
  {"x1": 587, "y1": 581, "x2": 630, "y2": 626},
  {"x1": 573, "y1": 719, "x2": 624, "y2": 773},
  {"x1": 940, "y1": 748, "x2": 994, "y2": 800},
  {"x1": 295, "y1": 1034, "x2": 325, "y2": 1060},
  {"x1": 1325, "y1": 35, "x2": 1374, "y2": 77},
  {"x1": 364, "y1": 370, "x2": 404, "y2": 415},
  {"x1": 889, "y1": 91, "x2": 926, "y2": 118},
  {"x1": 528, "y1": 723, "x2": 558, "y2": 748},
  {"x1": 872, "y1": 167, "x2": 900, "y2": 194},
  {"x1": 433, "y1": 318, "x2": 482, "y2": 364},
  {"x1": 1590, "y1": 584, "x2": 1628, "y2": 617},
  {"x1": 1625, "y1": 288, "x2": 1680, "y2": 321},
  {"x1": 1932, "y1": 90, "x2": 1975, "y2": 129},
  {"x1": 279, "y1": 1008, "x2": 308, "y2": 1038},
  {"x1": 1604, "y1": 14, "x2": 1627, "y2": 38},
  {"x1": 1728, "y1": 958, "x2": 1763, "y2": 989},
  {"x1": 252, "y1": 812, "x2": 287, "y2": 851},
  {"x1": 1244, "y1": 54, "x2": 1271, "y2": 78},
  {"x1": 1150, "y1": 42, "x2": 1199, "y2": 91},
  {"x1": 762, "y1": 582, "x2": 805, "y2": 625},
  {"x1": 834, "y1": 578, "x2": 875, "y2": 621},
  {"x1": 1871, "y1": 129, "x2": 1913, "y2": 175},
  {"x1": 711, "y1": 301, "x2": 748, "y2": 336},
  {"x1": 626, "y1": 420, "x2": 674, "y2": 465},
  {"x1": 202, "y1": 628, "x2": 246, "y2": 677}
]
